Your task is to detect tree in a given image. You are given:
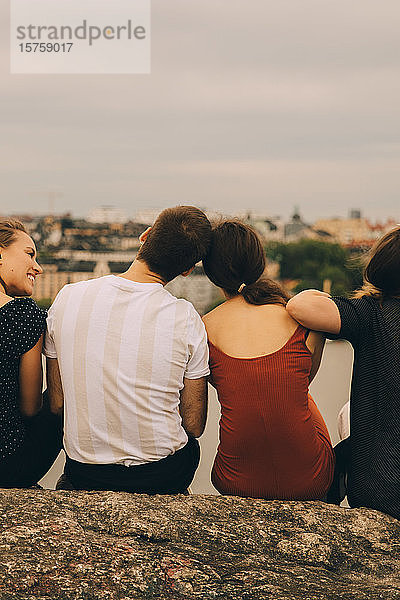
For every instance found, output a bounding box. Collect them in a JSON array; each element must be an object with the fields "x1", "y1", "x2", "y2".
[
  {"x1": 265, "y1": 240, "x2": 363, "y2": 296},
  {"x1": 36, "y1": 298, "x2": 52, "y2": 310}
]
